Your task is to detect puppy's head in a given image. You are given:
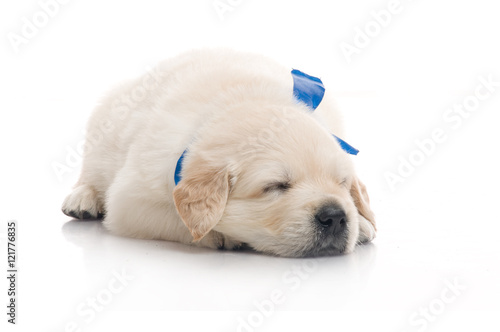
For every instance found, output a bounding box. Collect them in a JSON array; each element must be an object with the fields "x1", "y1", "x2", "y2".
[{"x1": 173, "y1": 103, "x2": 375, "y2": 257}]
